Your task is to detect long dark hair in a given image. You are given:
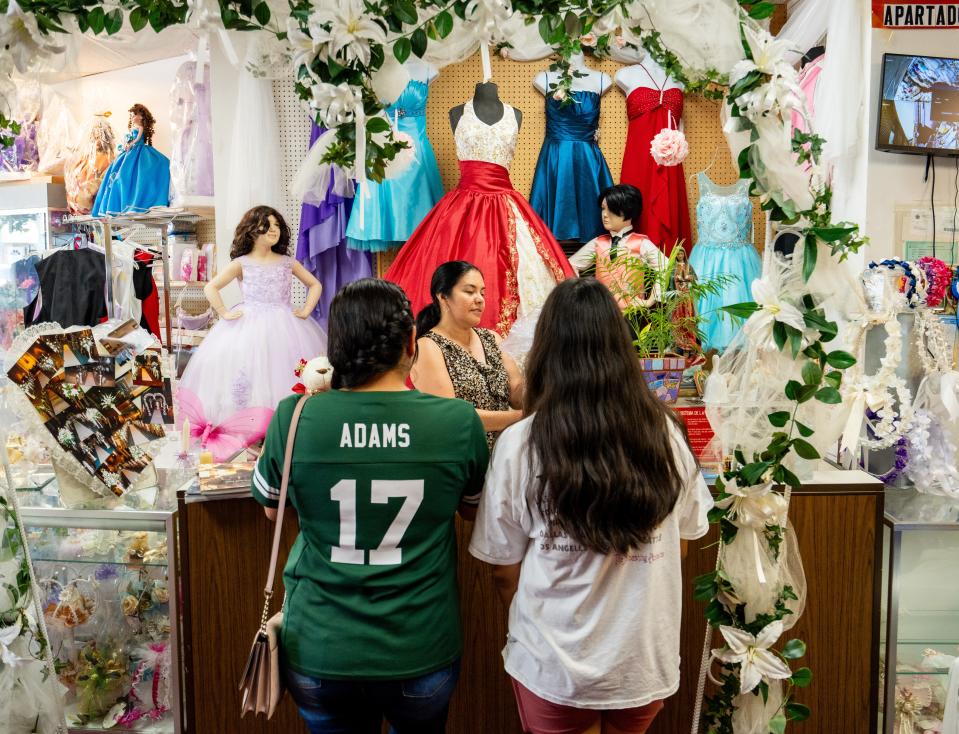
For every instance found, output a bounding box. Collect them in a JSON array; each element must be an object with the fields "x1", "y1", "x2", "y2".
[
  {"x1": 129, "y1": 104, "x2": 156, "y2": 147},
  {"x1": 328, "y1": 279, "x2": 414, "y2": 389},
  {"x1": 414, "y1": 261, "x2": 481, "y2": 336},
  {"x1": 230, "y1": 206, "x2": 290, "y2": 259},
  {"x1": 524, "y1": 278, "x2": 687, "y2": 554}
]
